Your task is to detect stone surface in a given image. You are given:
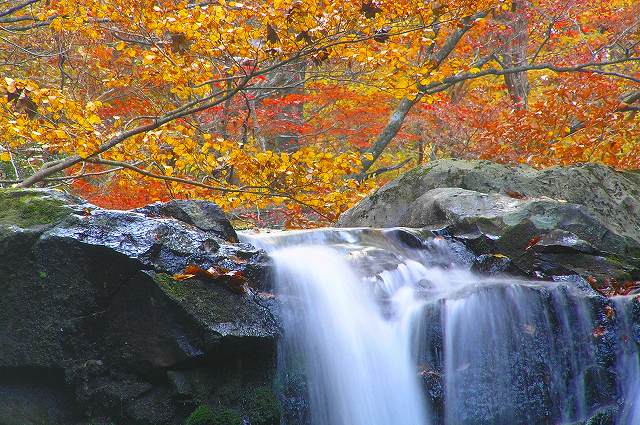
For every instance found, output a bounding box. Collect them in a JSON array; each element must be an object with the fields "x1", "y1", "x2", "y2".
[
  {"x1": 338, "y1": 160, "x2": 640, "y2": 281},
  {"x1": 0, "y1": 189, "x2": 279, "y2": 425},
  {"x1": 136, "y1": 199, "x2": 238, "y2": 242}
]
